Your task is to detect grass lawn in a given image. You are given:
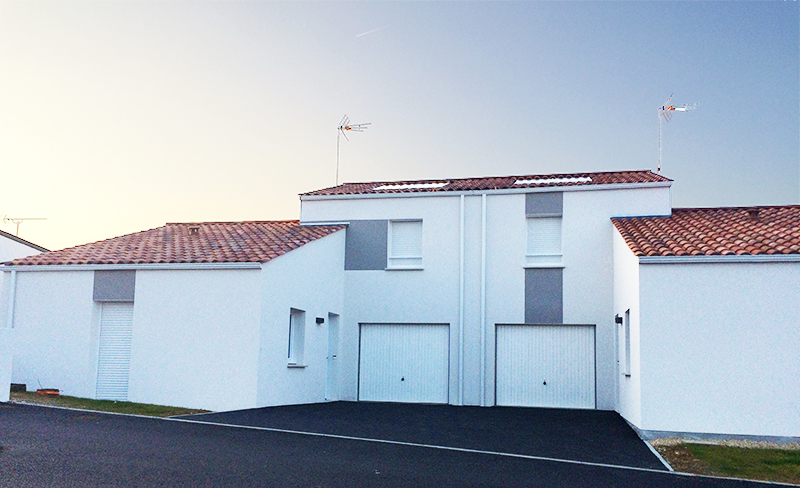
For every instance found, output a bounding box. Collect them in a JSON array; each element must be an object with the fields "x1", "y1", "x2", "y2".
[
  {"x1": 654, "y1": 440, "x2": 800, "y2": 486},
  {"x1": 10, "y1": 391, "x2": 210, "y2": 417}
]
